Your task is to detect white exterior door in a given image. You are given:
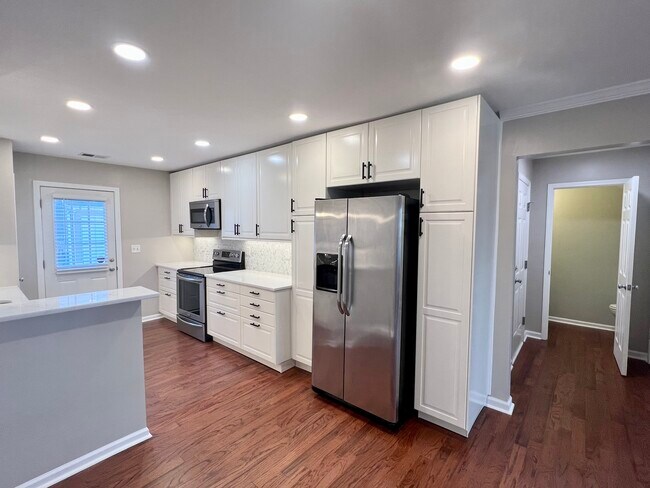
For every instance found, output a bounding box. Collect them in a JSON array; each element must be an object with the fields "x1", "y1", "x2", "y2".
[
  {"x1": 258, "y1": 144, "x2": 291, "y2": 240},
  {"x1": 291, "y1": 134, "x2": 326, "y2": 215},
  {"x1": 613, "y1": 176, "x2": 639, "y2": 376},
  {"x1": 420, "y1": 97, "x2": 478, "y2": 213},
  {"x1": 415, "y1": 212, "x2": 473, "y2": 430},
  {"x1": 326, "y1": 123, "x2": 369, "y2": 187},
  {"x1": 368, "y1": 110, "x2": 421, "y2": 183},
  {"x1": 512, "y1": 174, "x2": 531, "y2": 361},
  {"x1": 291, "y1": 216, "x2": 315, "y2": 366},
  {"x1": 40, "y1": 186, "x2": 119, "y2": 297}
]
